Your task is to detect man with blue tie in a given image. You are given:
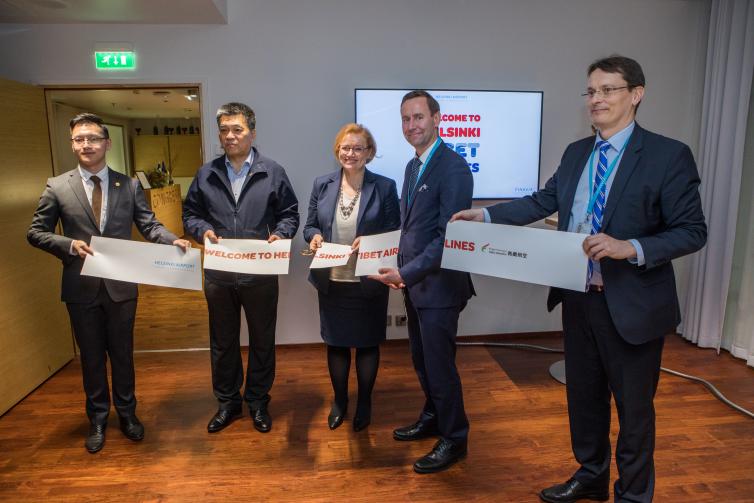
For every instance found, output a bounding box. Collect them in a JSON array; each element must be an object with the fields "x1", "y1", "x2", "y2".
[
  {"x1": 371, "y1": 90, "x2": 474, "y2": 473},
  {"x1": 453, "y1": 56, "x2": 706, "y2": 502}
]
